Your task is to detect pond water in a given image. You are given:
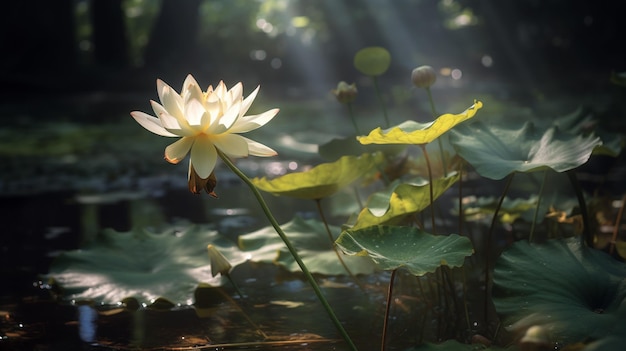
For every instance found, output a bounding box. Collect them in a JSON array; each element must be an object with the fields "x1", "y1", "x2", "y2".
[{"x1": 3, "y1": 2, "x2": 626, "y2": 350}]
